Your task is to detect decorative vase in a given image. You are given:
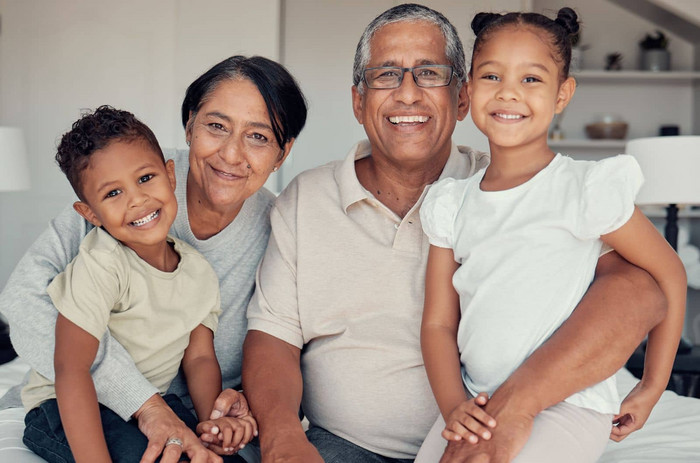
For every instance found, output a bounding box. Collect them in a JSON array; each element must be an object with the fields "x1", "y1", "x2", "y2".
[{"x1": 641, "y1": 49, "x2": 670, "y2": 71}]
